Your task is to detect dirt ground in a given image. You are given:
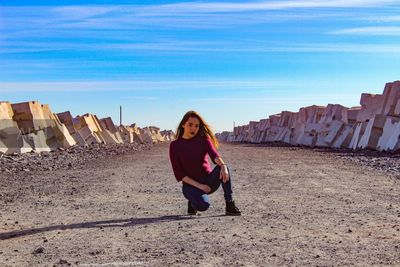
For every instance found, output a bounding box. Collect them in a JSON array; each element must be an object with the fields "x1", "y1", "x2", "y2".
[{"x1": 1, "y1": 142, "x2": 400, "y2": 267}]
